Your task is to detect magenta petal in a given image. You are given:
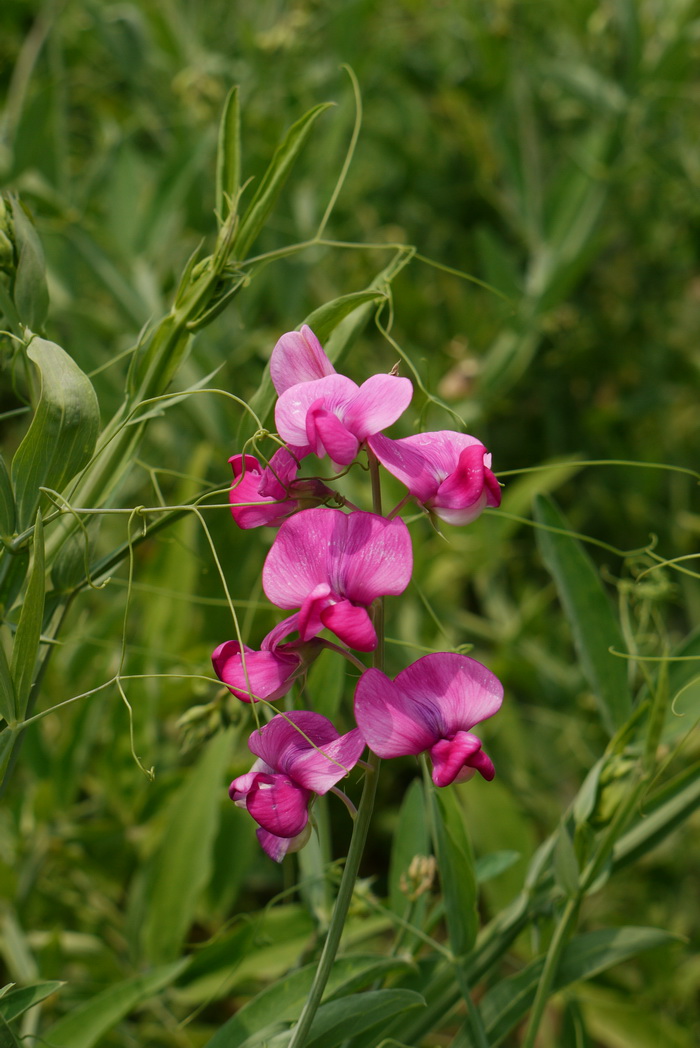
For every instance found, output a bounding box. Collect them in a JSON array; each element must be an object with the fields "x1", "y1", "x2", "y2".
[
  {"x1": 212, "y1": 641, "x2": 299, "y2": 703},
  {"x1": 397, "y1": 653, "x2": 503, "y2": 737},
  {"x1": 320, "y1": 600, "x2": 376, "y2": 651},
  {"x1": 353, "y1": 668, "x2": 438, "y2": 758},
  {"x1": 338, "y1": 513, "x2": 413, "y2": 605},
  {"x1": 368, "y1": 431, "x2": 486, "y2": 501},
  {"x1": 248, "y1": 710, "x2": 341, "y2": 774},
  {"x1": 298, "y1": 583, "x2": 333, "y2": 640},
  {"x1": 270, "y1": 326, "x2": 336, "y2": 395},
  {"x1": 429, "y1": 731, "x2": 484, "y2": 787},
  {"x1": 256, "y1": 827, "x2": 294, "y2": 862},
  {"x1": 307, "y1": 406, "x2": 359, "y2": 465},
  {"x1": 342, "y1": 374, "x2": 413, "y2": 441},
  {"x1": 246, "y1": 773, "x2": 311, "y2": 837},
  {"x1": 263, "y1": 509, "x2": 337, "y2": 609},
  {"x1": 275, "y1": 374, "x2": 359, "y2": 450},
  {"x1": 484, "y1": 464, "x2": 502, "y2": 508},
  {"x1": 287, "y1": 727, "x2": 366, "y2": 793}
]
